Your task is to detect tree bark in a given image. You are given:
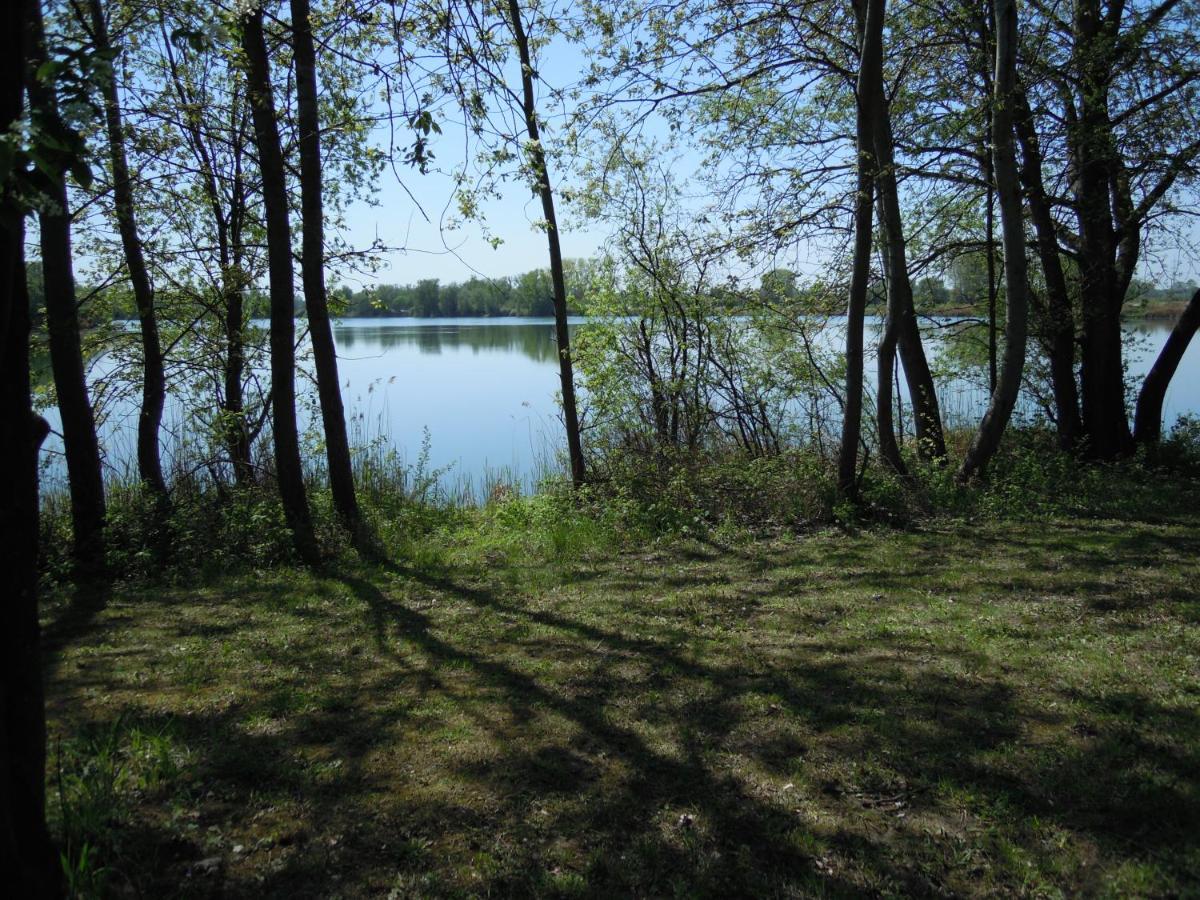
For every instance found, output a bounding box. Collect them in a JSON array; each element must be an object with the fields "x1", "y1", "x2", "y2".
[
  {"x1": 1069, "y1": 0, "x2": 1133, "y2": 459},
  {"x1": 1134, "y1": 289, "x2": 1200, "y2": 450},
  {"x1": 88, "y1": 0, "x2": 168, "y2": 501},
  {"x1": 958, "y1": 0, "x2": 1028, "y2": 481},
  {"x1": 876, "y1": 310, "x2": 908, "y2": 478},
  {"x1": 26, "y1": 0, "x2": 107, "y2": 578},
  {"x1": 506, "y1": 0, "x2": 585, "y2": 486},
  {"x1": 838, "y1": 0, "x2": 882, "y2": 496},
  {"x1": 290, "y1": 0, "x2": 360, "y2": 532},
  {"x1": 868, "y1": 55, "x2": 946, "y2": 462},
  {"x1": 241, "y1": 5, "x2": 320, "y2": 564},
  {"x1": 1012, "y1": 80, "x2": 1082, "y2": 450},
  {"x1": 1, "y1": 2, "x2": 57, "y2": 891}
]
